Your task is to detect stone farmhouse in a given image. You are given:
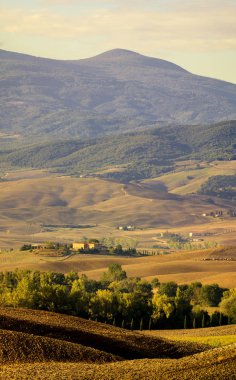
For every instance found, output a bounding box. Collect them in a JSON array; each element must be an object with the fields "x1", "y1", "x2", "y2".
[{"x1": 72, "y1": 242, "x2": 102, "y2": 251}]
